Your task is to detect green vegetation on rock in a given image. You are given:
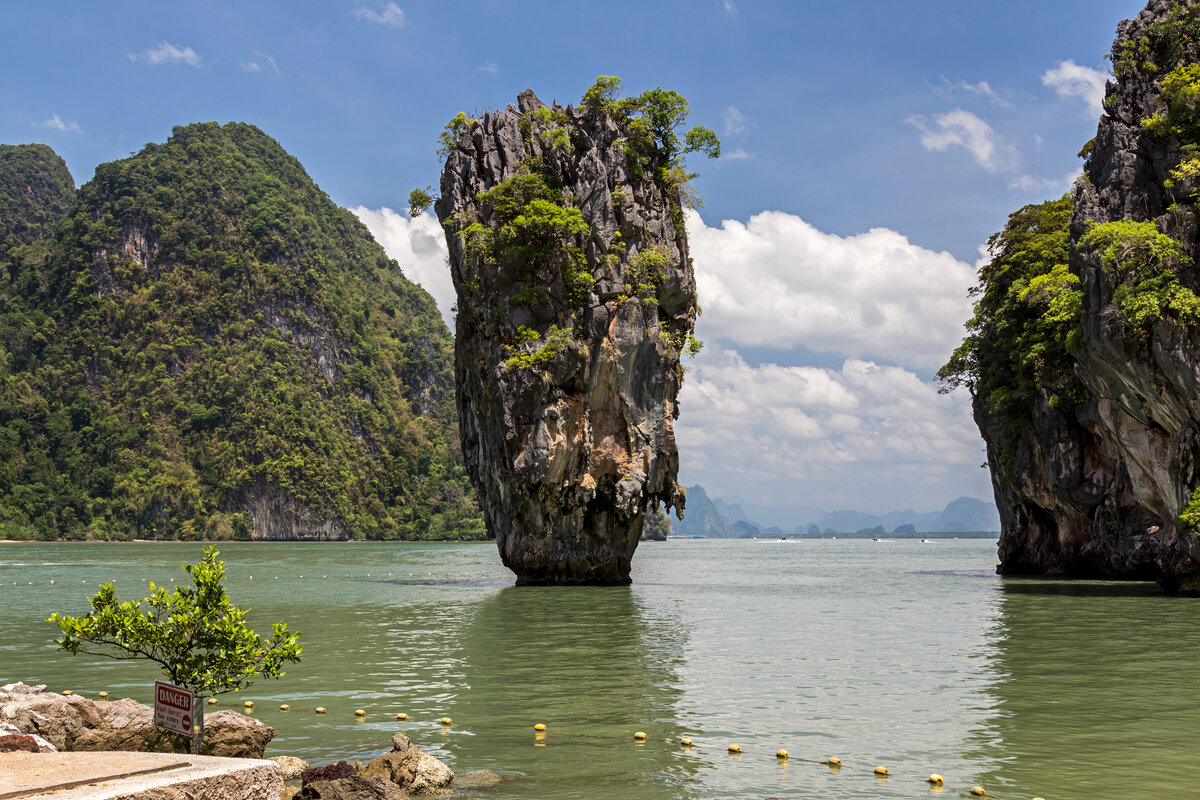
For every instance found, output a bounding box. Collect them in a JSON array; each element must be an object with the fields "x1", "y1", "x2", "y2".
[
  {"x1": 939, "y1": 196, "x2": 1082, "y2": 460},
  {"x1": 1078, "y1": 219, "x2": 1200, "y2": 329},
  {"x1": 0, "y1": 124, "x2": 483, "y2": 541}
]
